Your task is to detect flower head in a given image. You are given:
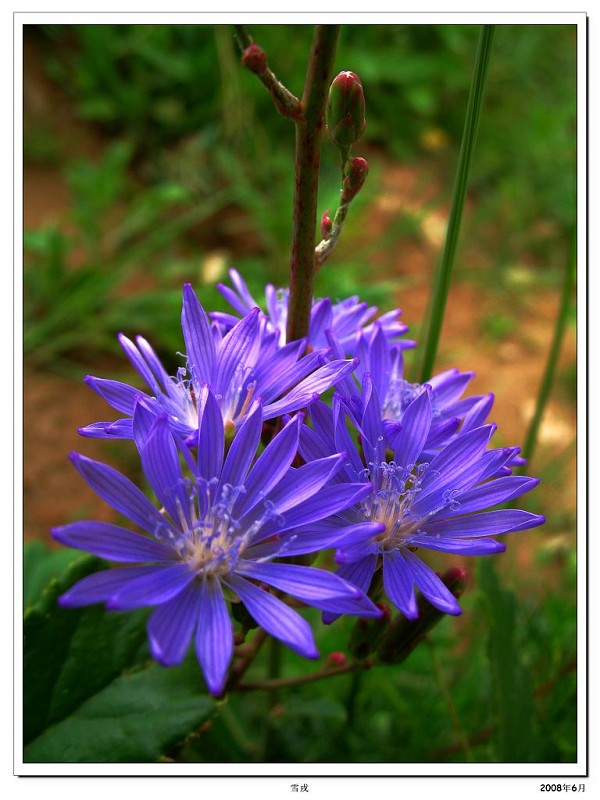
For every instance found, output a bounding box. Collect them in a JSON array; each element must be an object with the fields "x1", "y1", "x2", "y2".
[
  {"x1": 79, "y1": 283, "x2": 357, "y2": 443},
  {"x1": 212, "y1": 269, "x2": 414, "y2": 355},
  {"x1": 328, "y1": 324, "x2": 525, "y2": 470},
  {"x1": 295, "y1": 376, "x2": 544, "y2": 621},
  {"x1": 54, "y1": 395, "x2": 380, "y2": 695}
]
